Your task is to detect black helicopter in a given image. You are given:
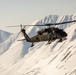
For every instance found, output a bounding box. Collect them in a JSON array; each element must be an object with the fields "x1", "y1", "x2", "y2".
[{"x1": 8, "y1": 20, "x2": 76, "y2": 47}]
